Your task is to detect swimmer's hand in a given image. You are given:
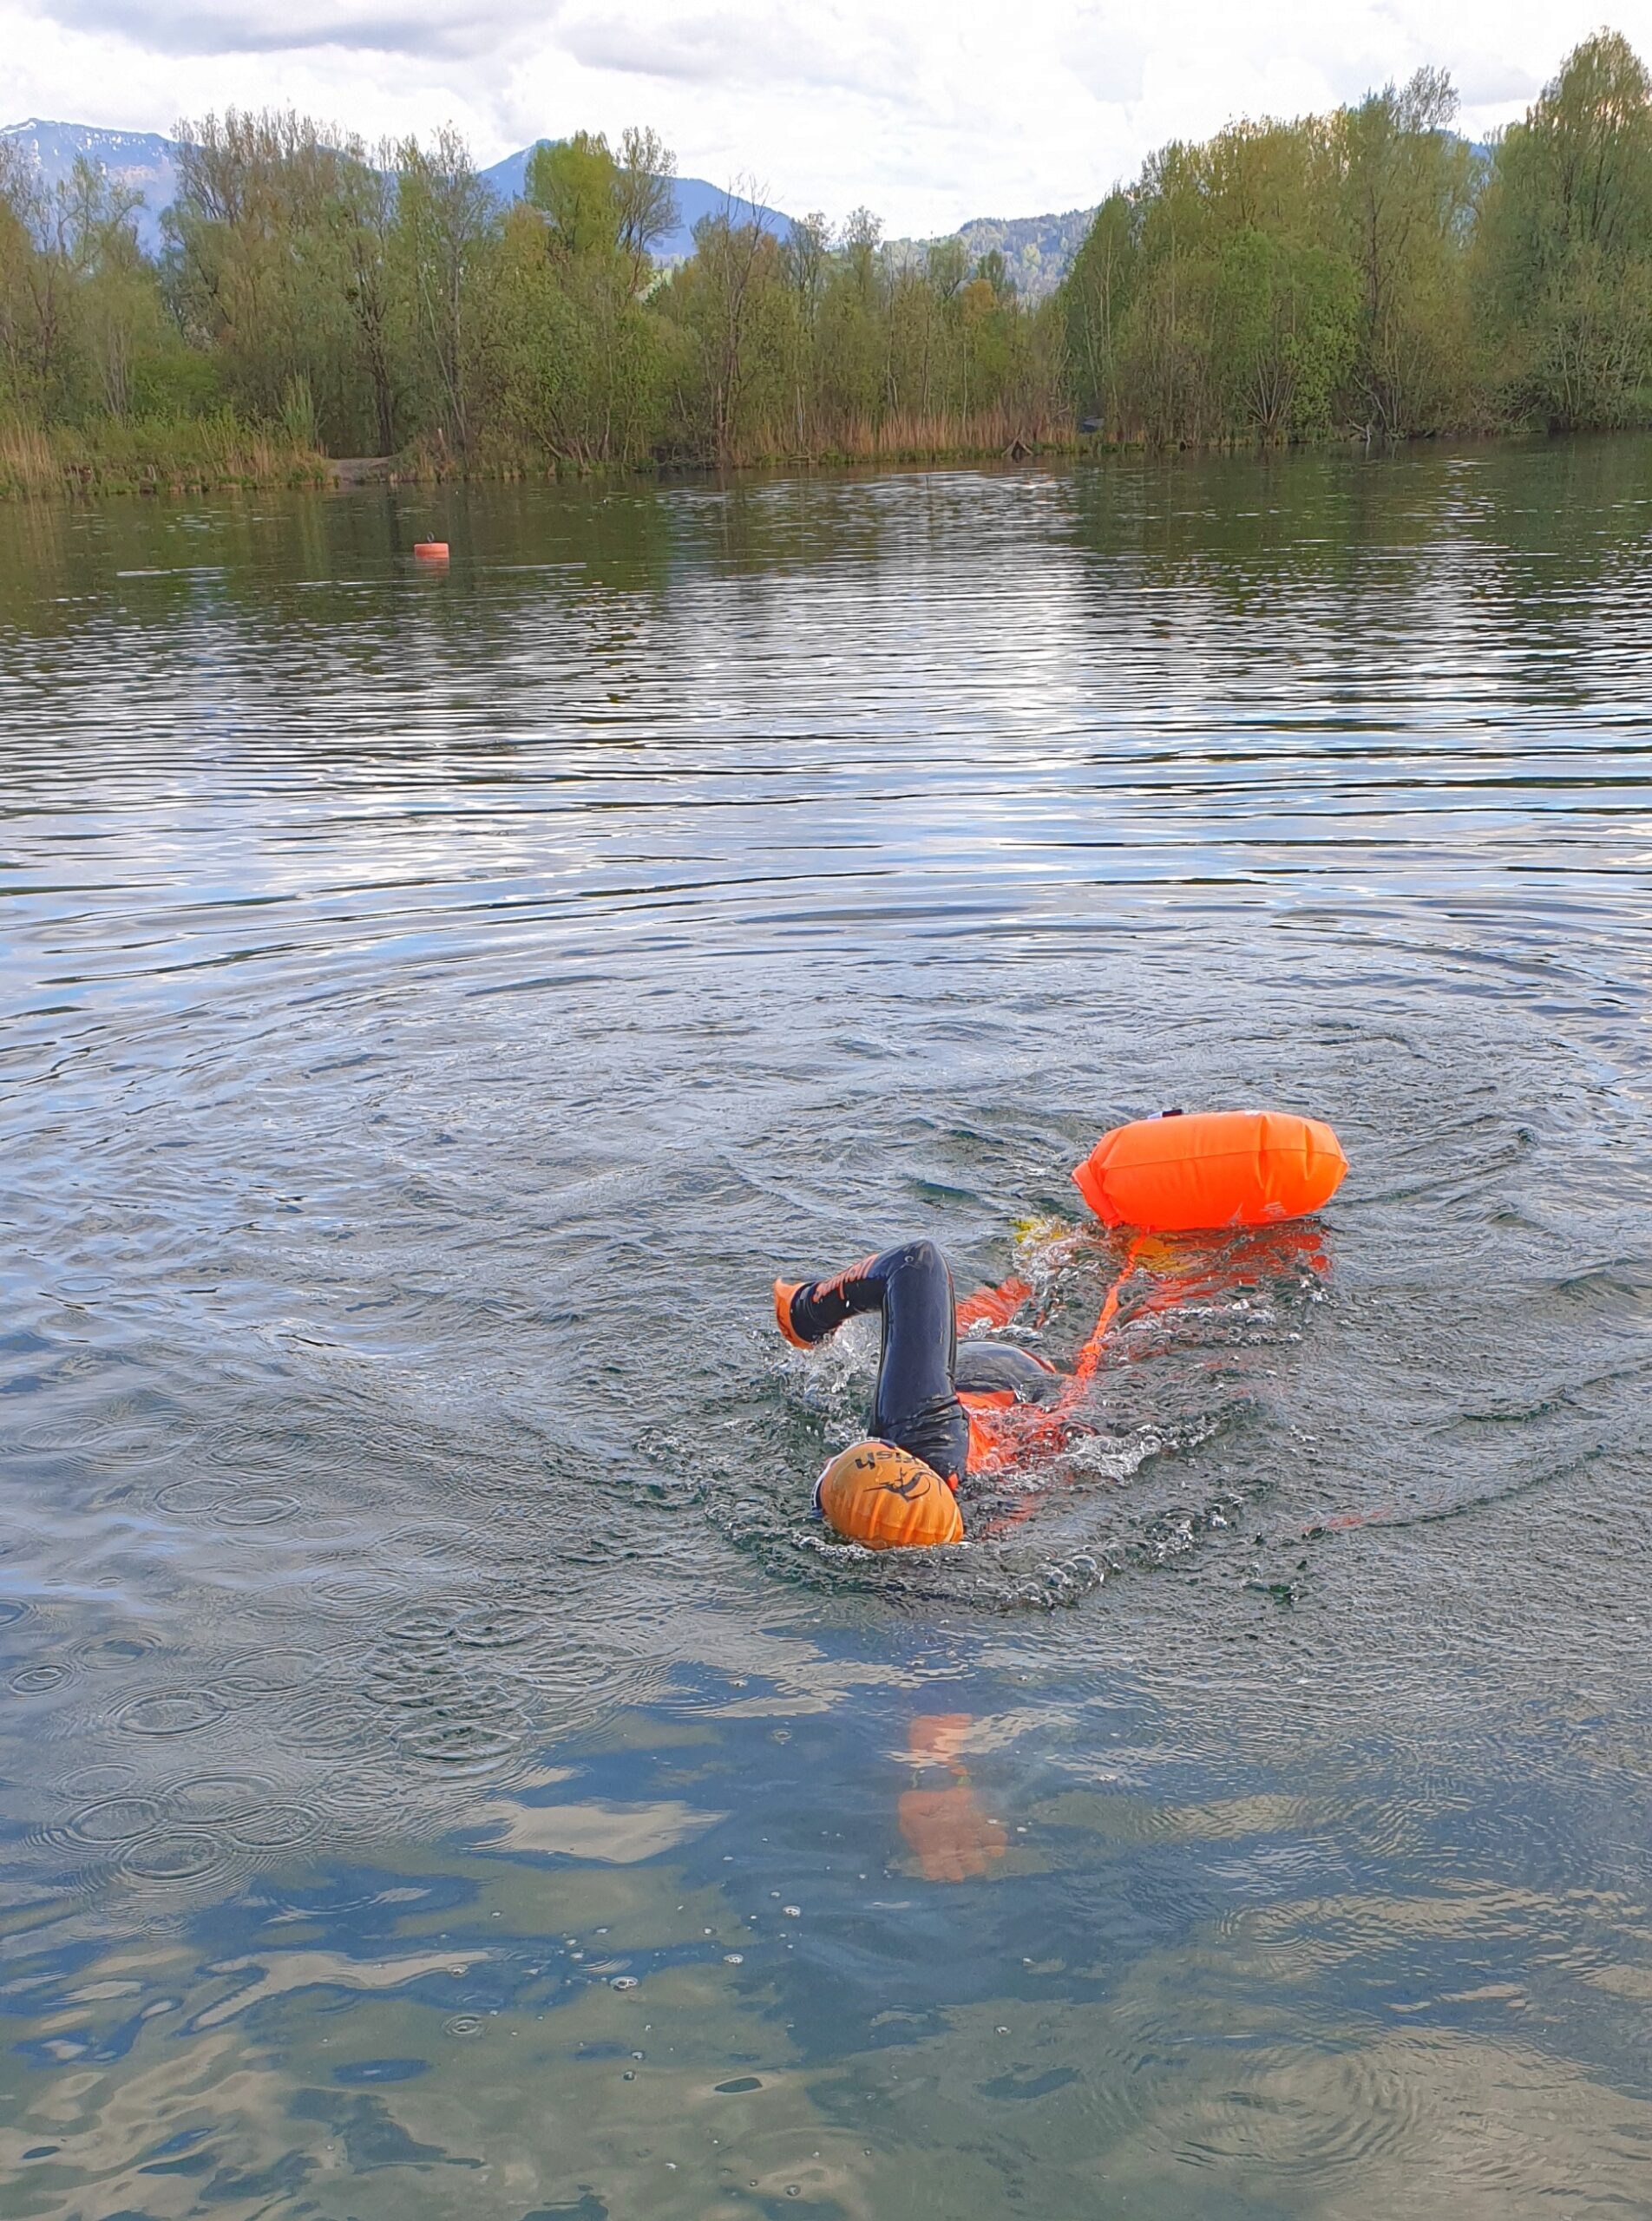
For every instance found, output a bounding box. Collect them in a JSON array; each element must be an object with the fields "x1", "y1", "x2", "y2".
[
  {"x1": 898, "y1": 1714, "x2": 1006, "y2": 1883},
  {"x1": 898, "y1": 1785, "x2": 1007, "y2": 1884},
  {"x1": 773, "y1": 1279, "x2": 811, "y2": 1348}
]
